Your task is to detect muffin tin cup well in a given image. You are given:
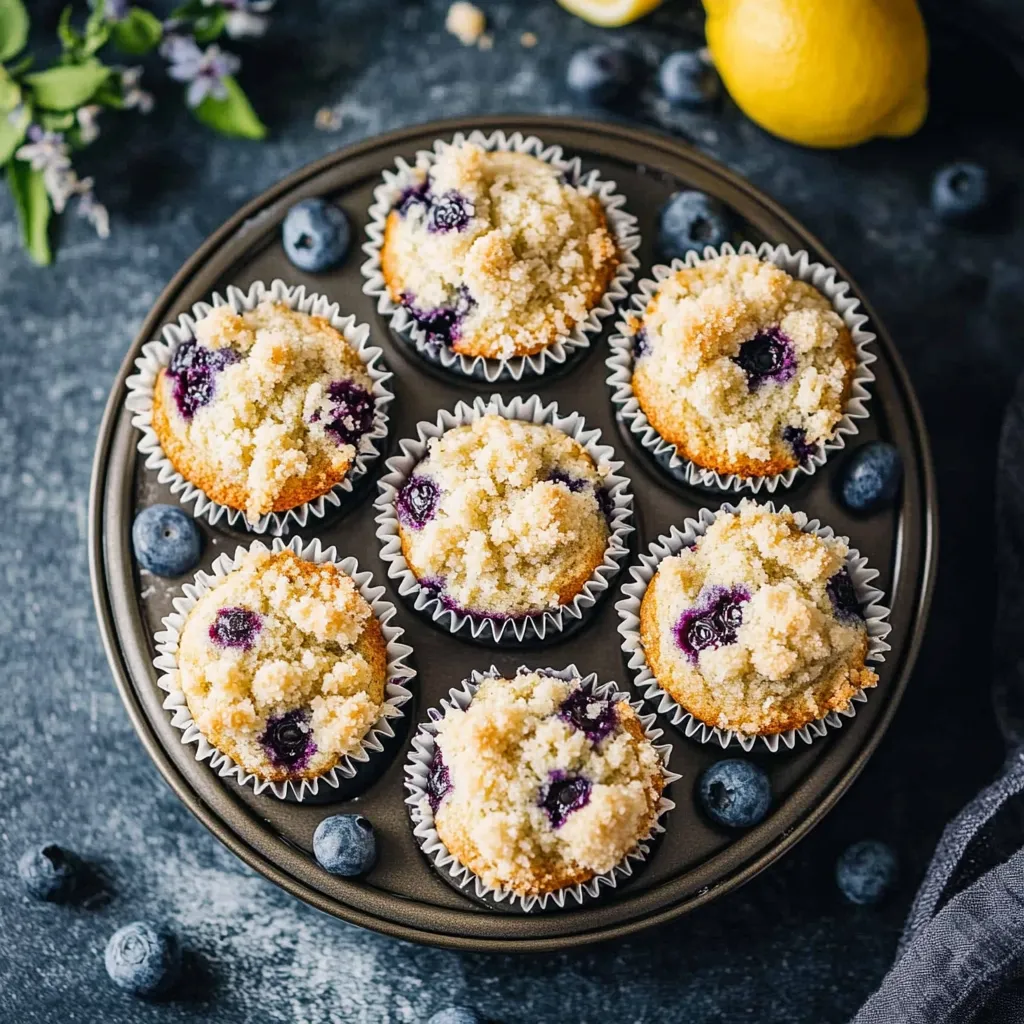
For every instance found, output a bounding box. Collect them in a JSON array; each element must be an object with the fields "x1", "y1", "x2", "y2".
[
  {"x1": 152, "y1": 535, "x2": 415, "y2": 802},
  {"x1": 404, "y1": 664, "x2": 680, "y2": 913},
  {"x1": 360, "y1": 128, "x2": 641, "y2": 384},
  {"x1": 616, "y1": 500, "x2": 892, "y2": 754},
  {"x1": 374, "y1": 393, "x2": 634, "y2": 645},
  {"x1": 125, "y1": 279, "x2": 394, "y2": 536},
  {"x1": 606, "y1": 240, "x2": 877, "y2": 494}
]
